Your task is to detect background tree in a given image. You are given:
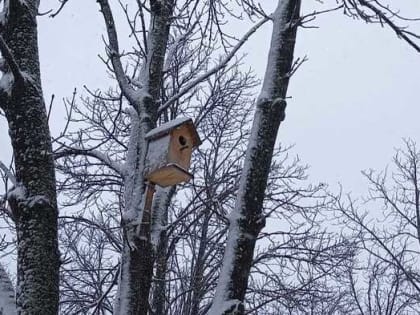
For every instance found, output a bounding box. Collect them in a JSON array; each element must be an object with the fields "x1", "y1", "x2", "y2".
[
  {"x1": 53, "y1": 0, "x2": 273, "y2": 313},
  {"x1": 331, "y1": 139, "x2": 420, "y2": 314},
  {"x1": 0, "y1": 1, "x2": 60, "y2": 313},
  {"x1": 209, "y1": 1, "x2": 302, "y2": 313},
  {"x1": 49, "y1": 0, "x2": 420, "y2": 314}
]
